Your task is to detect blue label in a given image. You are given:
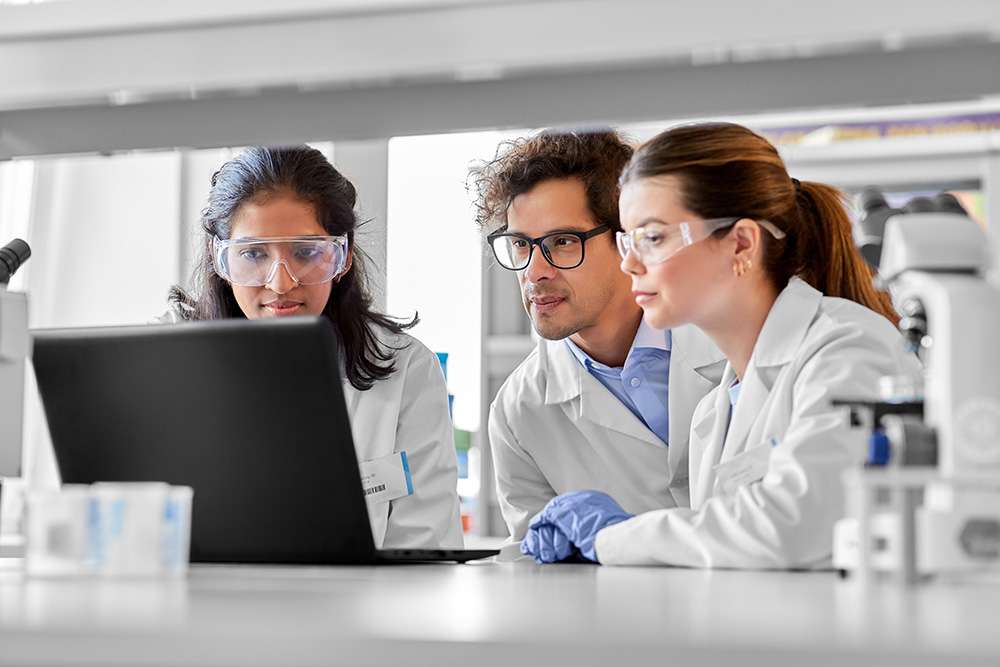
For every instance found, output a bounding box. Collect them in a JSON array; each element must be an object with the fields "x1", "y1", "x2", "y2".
[{"x1": 401, "y1": 451, "x2": 413, "y2": 495}]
